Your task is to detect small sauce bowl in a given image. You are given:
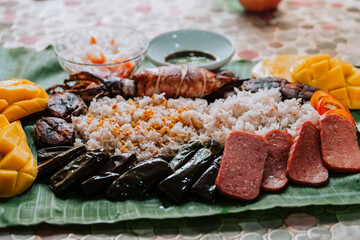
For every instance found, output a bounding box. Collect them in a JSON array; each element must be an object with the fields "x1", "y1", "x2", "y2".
[{"x1": 147, "y1": 29, "x2": 235, "y2": 71}]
